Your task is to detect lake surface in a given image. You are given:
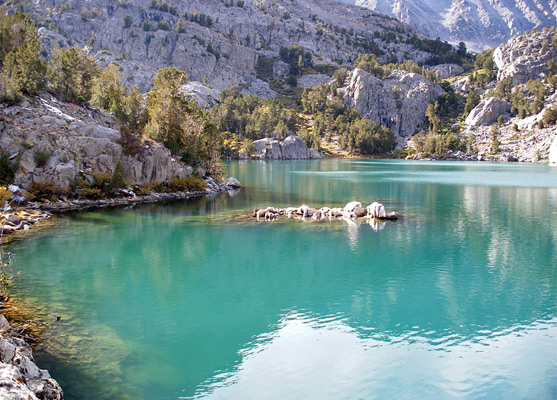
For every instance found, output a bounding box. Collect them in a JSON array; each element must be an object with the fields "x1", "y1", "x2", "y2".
[{"x1": 8, "y1": 160, "x2": 557, "y2": 400}]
